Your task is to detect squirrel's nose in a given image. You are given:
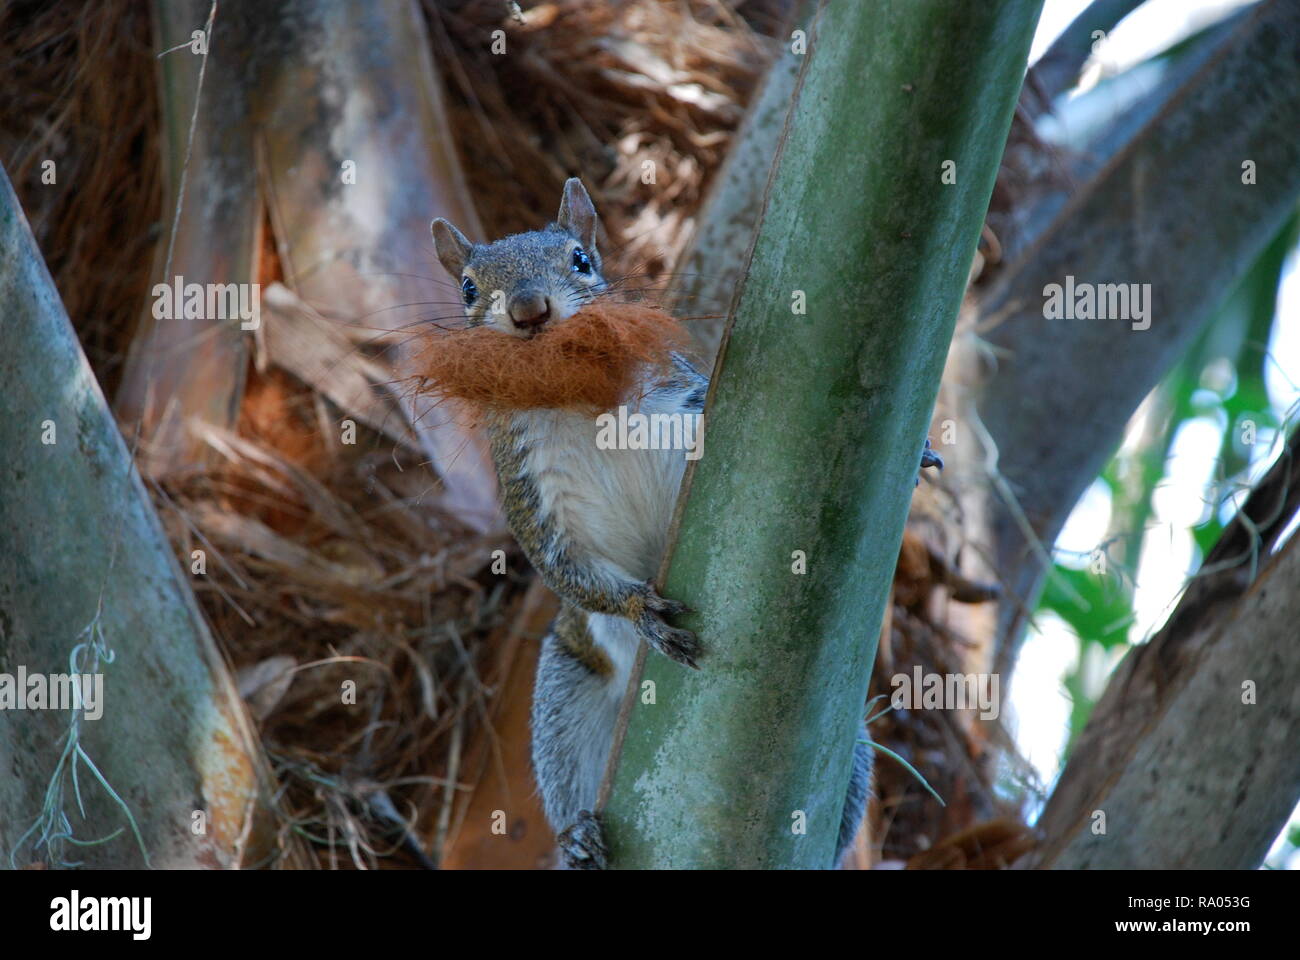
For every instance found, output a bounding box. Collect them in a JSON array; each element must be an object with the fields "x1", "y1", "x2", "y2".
[{"x1": 509, "y1": 293, "x2": 552, "y2": 331}]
